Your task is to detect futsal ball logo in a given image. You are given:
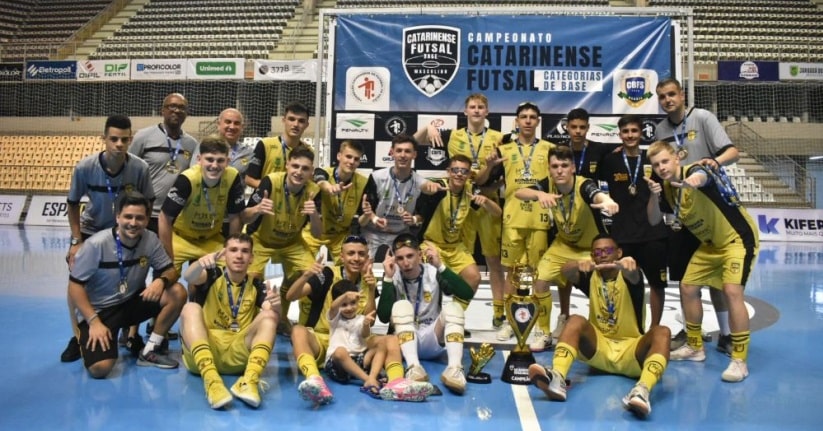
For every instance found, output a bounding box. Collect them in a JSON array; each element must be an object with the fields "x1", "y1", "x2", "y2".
[{"x1": 402, "y1": 25, "x2": 460, "y2": 98}]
